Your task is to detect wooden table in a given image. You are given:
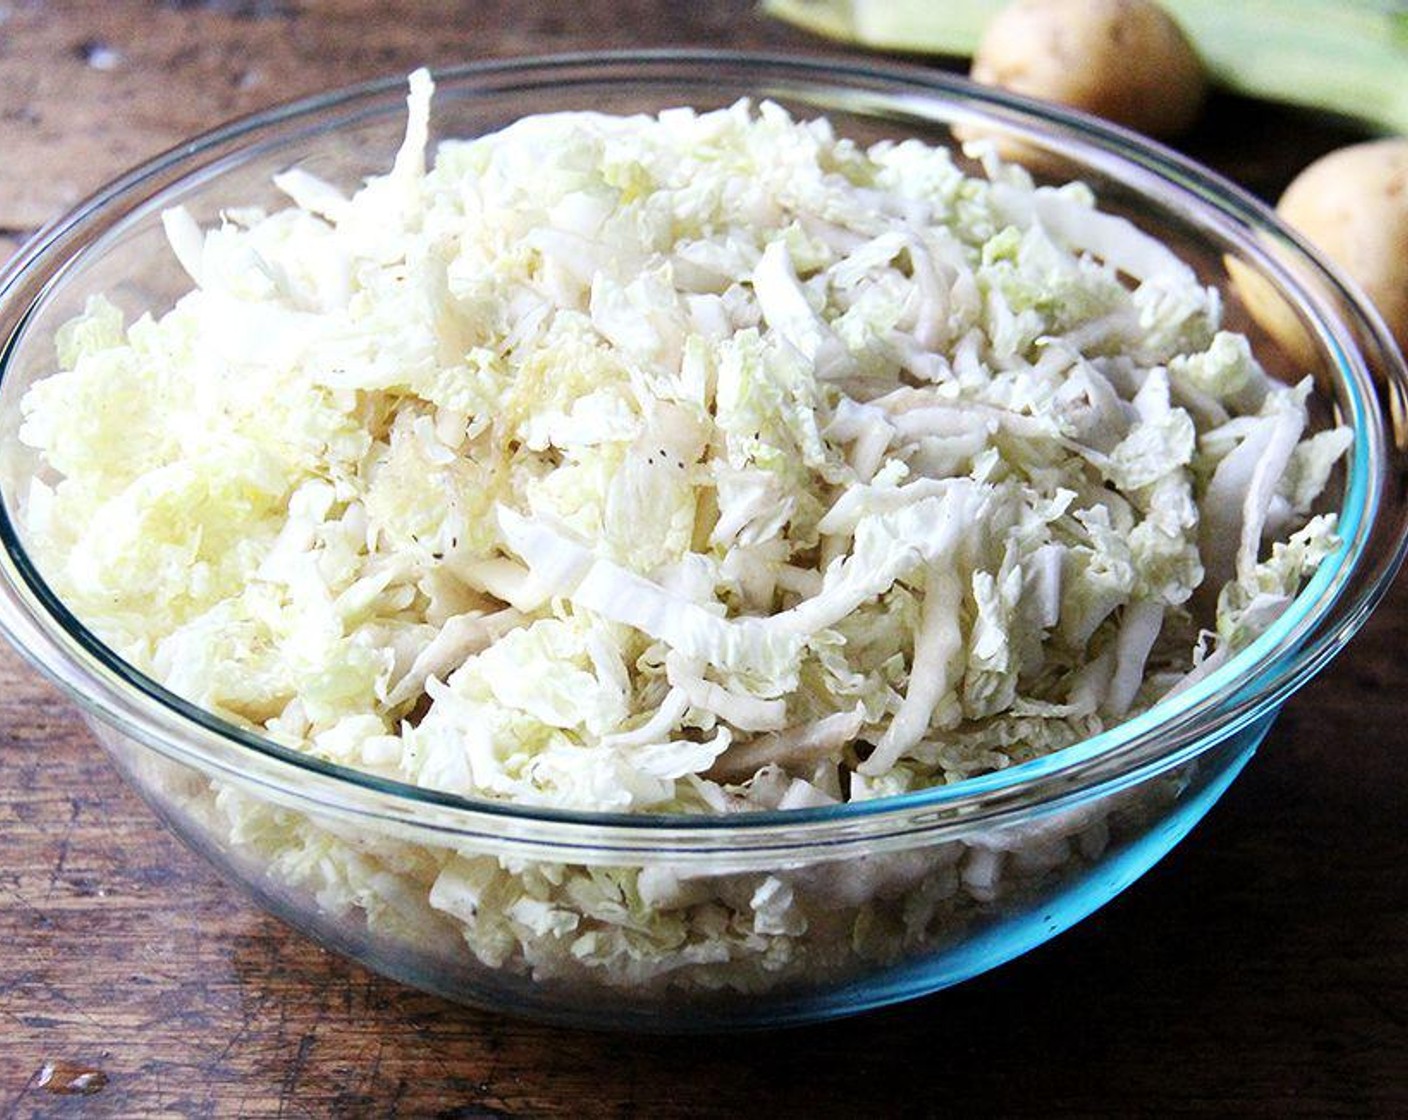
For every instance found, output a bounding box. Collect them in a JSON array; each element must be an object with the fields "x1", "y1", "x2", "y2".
[{"x1": 1, "y1": 3, "x2": 1403, "y2": 1115}]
